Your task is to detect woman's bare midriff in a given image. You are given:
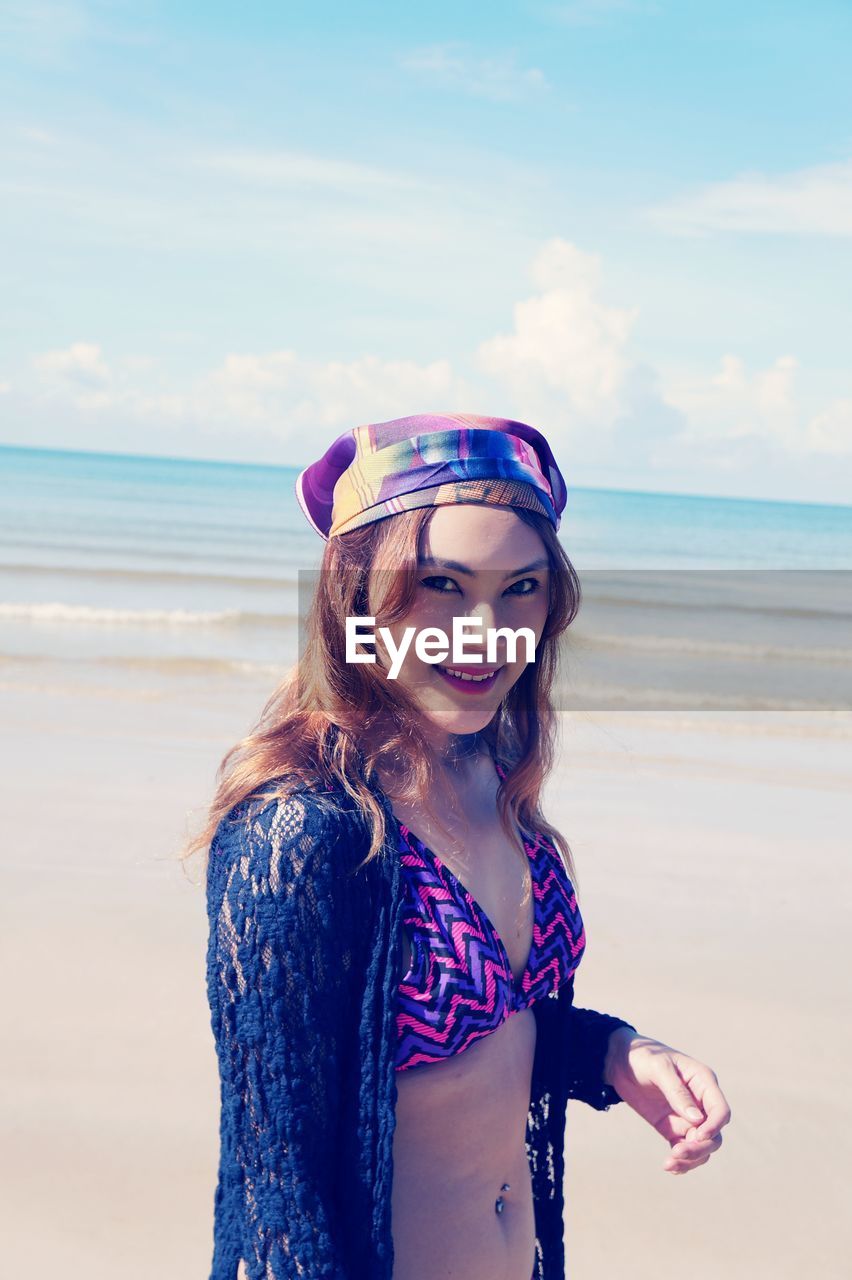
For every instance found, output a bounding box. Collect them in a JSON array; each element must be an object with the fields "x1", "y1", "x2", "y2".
[{"x1": 391, "y1": 995, "x2": 538, "y2": 1280}]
